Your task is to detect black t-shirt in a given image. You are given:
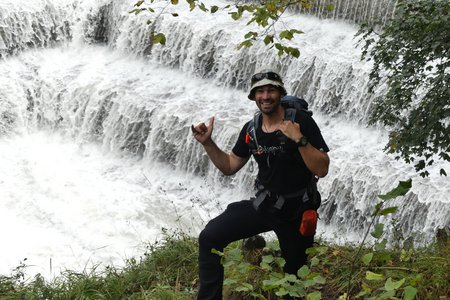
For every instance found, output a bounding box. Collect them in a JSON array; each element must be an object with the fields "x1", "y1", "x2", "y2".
[{"x1": 232, "y1": 110, "x2": 329, "y2": 195}]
